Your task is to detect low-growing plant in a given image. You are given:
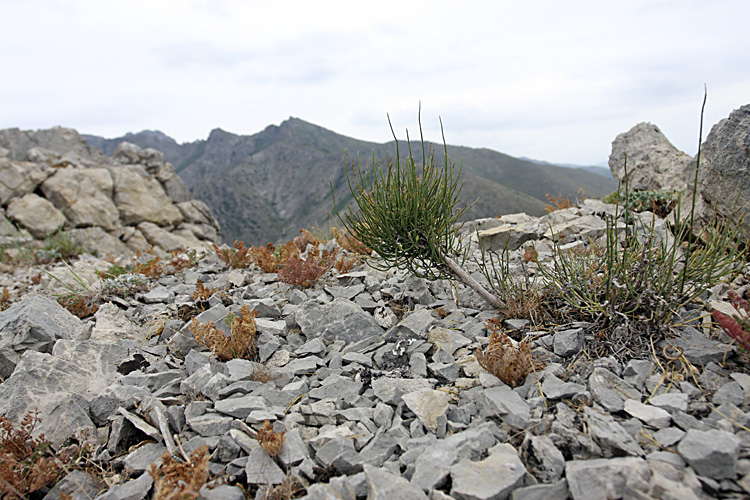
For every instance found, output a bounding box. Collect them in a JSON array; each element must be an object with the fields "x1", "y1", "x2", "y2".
[
  {"x1": 191, "y1": 279, "x2": 215, "y2": 303},
  {"x1": 476, "y1": 318, "x2": 537, "y2": 388},
  {"x1": 149, "y1": 445, "x2": 210, "y2": 500},
  {"x1": 712, "y1": 290, "x2": 750, "y2": 351},
  {"x1": 277, "y1": 247, "x2": 338, "y2": 288},
  {"x1": 332, "y1": 107, "x2": 502, "y2": 308},
  {"x1": 602, "y1": 188, "x2": 680, "y2": 217},
  {"x1": 0, "y1": 410, "x2": 89, "y2": 499},
  {"x1": 213, "y1": 240, "x2": 255, "y2": 269},
  {"x1": 256, "y1": 420, "x2": 285, "y2": 457},
  {"x1": 544, "y1": 189, "x2": 585, "y2": 213},
  {"x1": 539, "y1": 93, "x2": 744, "y2": 333},
  {"x1": 189, "y1": 304, "x2": 258, "y2": 360}
]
